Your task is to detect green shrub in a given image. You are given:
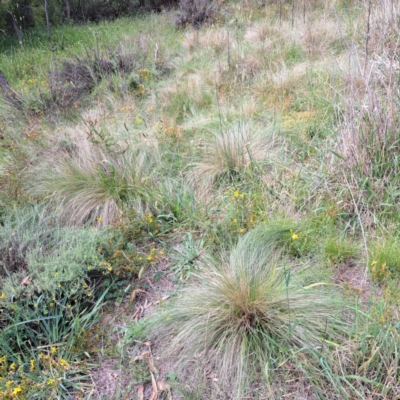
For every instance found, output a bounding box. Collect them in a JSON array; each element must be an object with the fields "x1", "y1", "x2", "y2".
[
  {"x1": 0, "y1": 206, "x2": 114, "y2": 300},
  {"x1": 0, "y1": 206, "x2": 112, "y2": 397}
]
